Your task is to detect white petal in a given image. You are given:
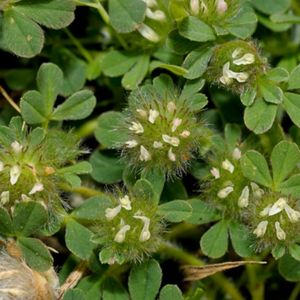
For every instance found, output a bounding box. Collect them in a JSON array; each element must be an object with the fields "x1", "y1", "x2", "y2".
[
  {"x1": 210, "y1": 167, "x2": 220, "y2": 179},
  {"x1": 136, "y1": 109, "x2": 147, "y2": 118},
  {"x1": 171, "y1": 118, "x2": 182, "y2": 132},
  {"x1": 11, "y1": 141, "x2": 23, "y2": 154},
  {"x1": 139, "y1": 145, "x2": 151, "y2": 161},
  {"x1": 216, "y1": 0, "x2": 228, "y2": 14},
  {"x1": 148, "y1": 109, "x2": 159, "y2": 124},
  {"x1": 105, "y1": 205, "x2": 121, "y2": 221},
  {"x1": 259, "y1": 204, "x2": 271, "y2": 217},
  {"x1": 29, "y1": 182, "x2": 44, "y2": 195},
  {"x1": 129, "y1": 121, "x2": 144, "y2": 134},
  {"x1": 217, "y1": 186, "x2": 234, "y2": 199},
  {"x1": 268, "y1": 198, "x2": 287, "y2": 216},
  {"x1": 119, "y1": 195, "x2": 132, "y2": 210},
  {"x1": 167, "y1": 101, "x2": 176, "y2": 113},
  {"x1": 153, "y1": 141, "x2": 163, "y2": 148},
  {"x1": 284, "y1": 204, "x2": 300, "y2": 223},
  {"x1": 238, "y1": 186, "x2": 249, "y2": 208},
  {"x1": 232, "y1": 148, "x2": 241, "y2": 160},
  {"x1": 137, "y1": 24, "x2": 160, "y2": 42},
  {"x1": 146, "y1": 8, "x2": 166, "y2": 21},
  {"x1": 114, "y1": 224, "x2": 131, "y2": 243},
  {"x1": 180, "y1": 130, "x2": 190, "y2": 138},
  {"x1": 251, "y1": 182, "x2": 264, "y2": 198},
  {"x1": 162, "y1": 134, "x2": 180, "y2": 147},
  {"x1": 0, "y1": 161, "x2": 4, "y2": 172},
  {"x1": 275, "y1": 221, "x2": 286, "y2": 240},
  {"x1": 134, "y1": 215, "x2": 151, "y2": 242},
  {"x1": 221, "y1": 159, "x2": 234, "y2": 173},
  {"x1": 144, "y1": 0, "x2": 157, "y2": 7},
  {"x1": 233, "y1": 53, "x2": 255, "y2": 66},
  {"x1": 168, "y1": 147, "x2": 176, "y2": 162},
  {"x1": 0, "y1": 191, "x2": 9, "y2": 205},
  {"x1": 125, "y1": 140, "x2": 138, "y2": 148},
  {"x1": 190, "y1": 0, "x2": 199, "y2": 14},
  {"x1": 10, "y1": 165, "x2": 21, "y2": 185},
  {"x1": 253, "y1": 220, "x2": 268, "y2": 237}
]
